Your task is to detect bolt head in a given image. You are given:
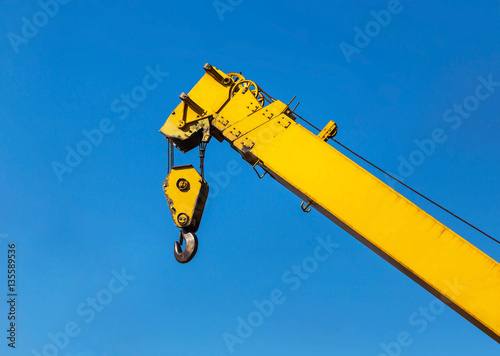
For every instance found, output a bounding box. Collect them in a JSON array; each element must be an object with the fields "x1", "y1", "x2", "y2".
[
  {"x1": 177, "y1": 213, "x2": 189, "y2": 226},
  {"x1": 176, "y1": 178, "x2": 190, "y2": 192}
]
